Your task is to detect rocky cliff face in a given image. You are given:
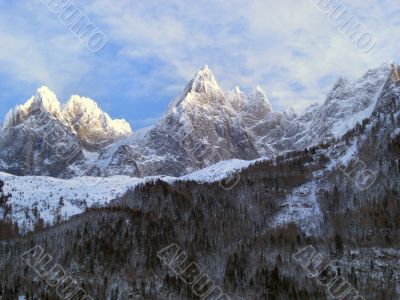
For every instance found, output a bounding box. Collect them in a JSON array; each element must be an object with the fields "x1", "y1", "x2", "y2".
[{"x1": 137, "y1": 66, "x2": 260, "y2": 175}]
